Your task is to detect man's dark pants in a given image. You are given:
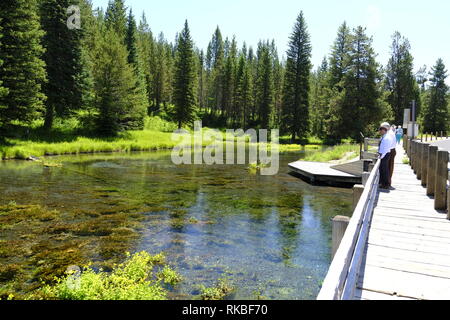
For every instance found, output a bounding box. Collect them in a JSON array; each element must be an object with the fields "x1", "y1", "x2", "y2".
[
  {"x1": 380, "y1": 153, "x2": 391, "y2": 187},
  {"x1": 388, "y1": 148, "x2": 397, "y2": 186}
]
